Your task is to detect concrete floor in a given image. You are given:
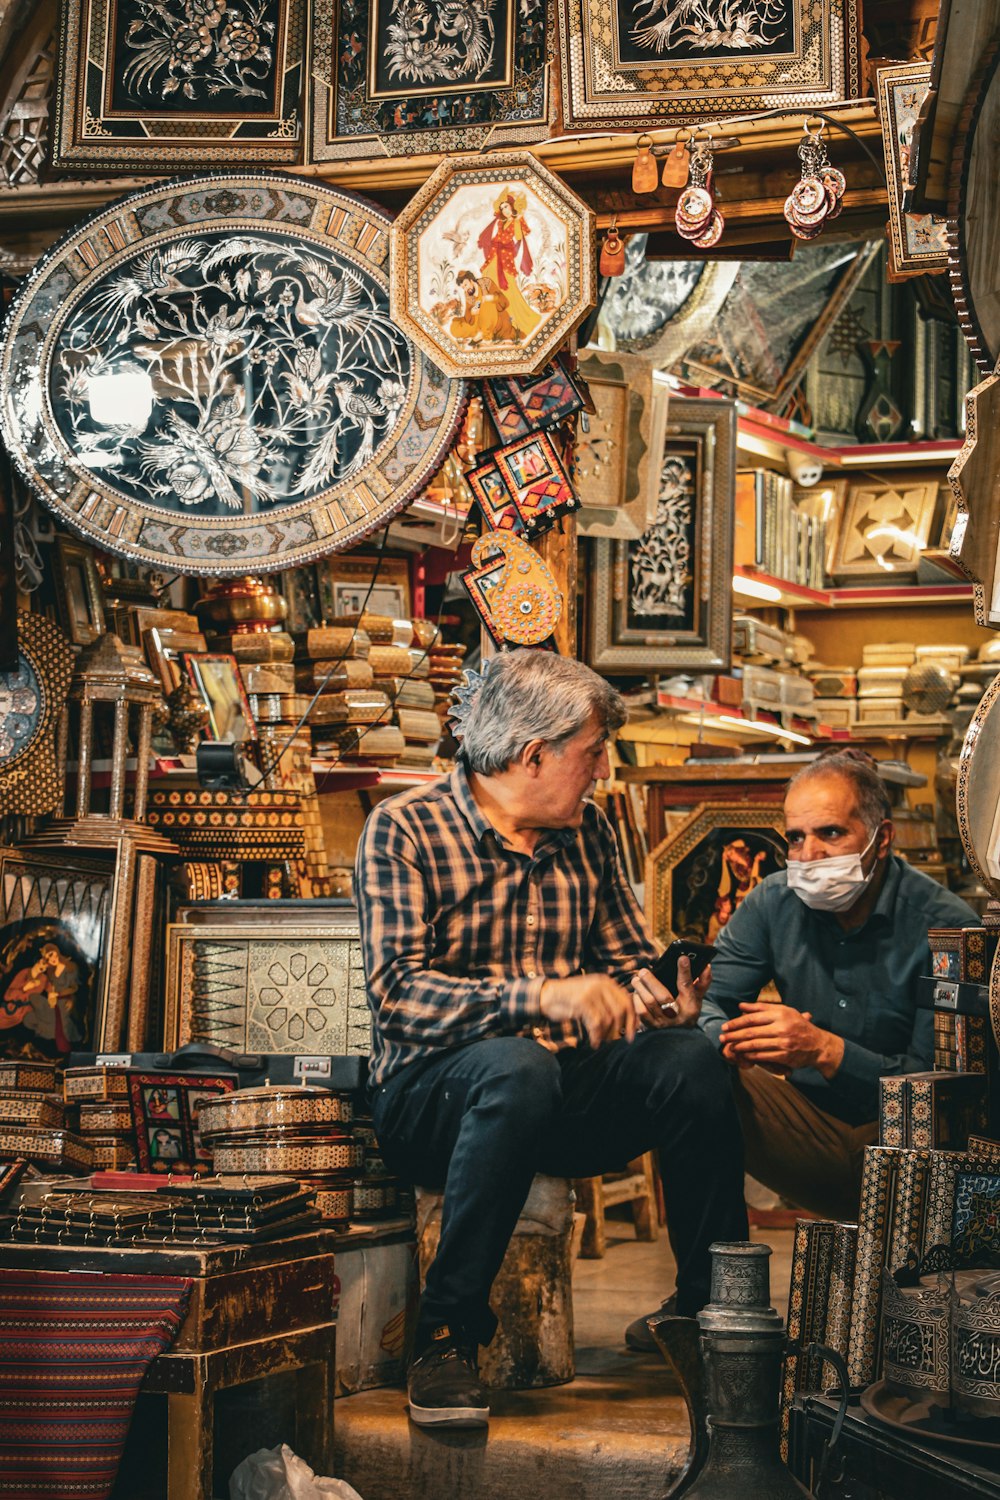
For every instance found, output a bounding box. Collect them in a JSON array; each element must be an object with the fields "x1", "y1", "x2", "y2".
[{"x1": 334, "y1": 1220, "x2": 795, "y2": 1500}]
